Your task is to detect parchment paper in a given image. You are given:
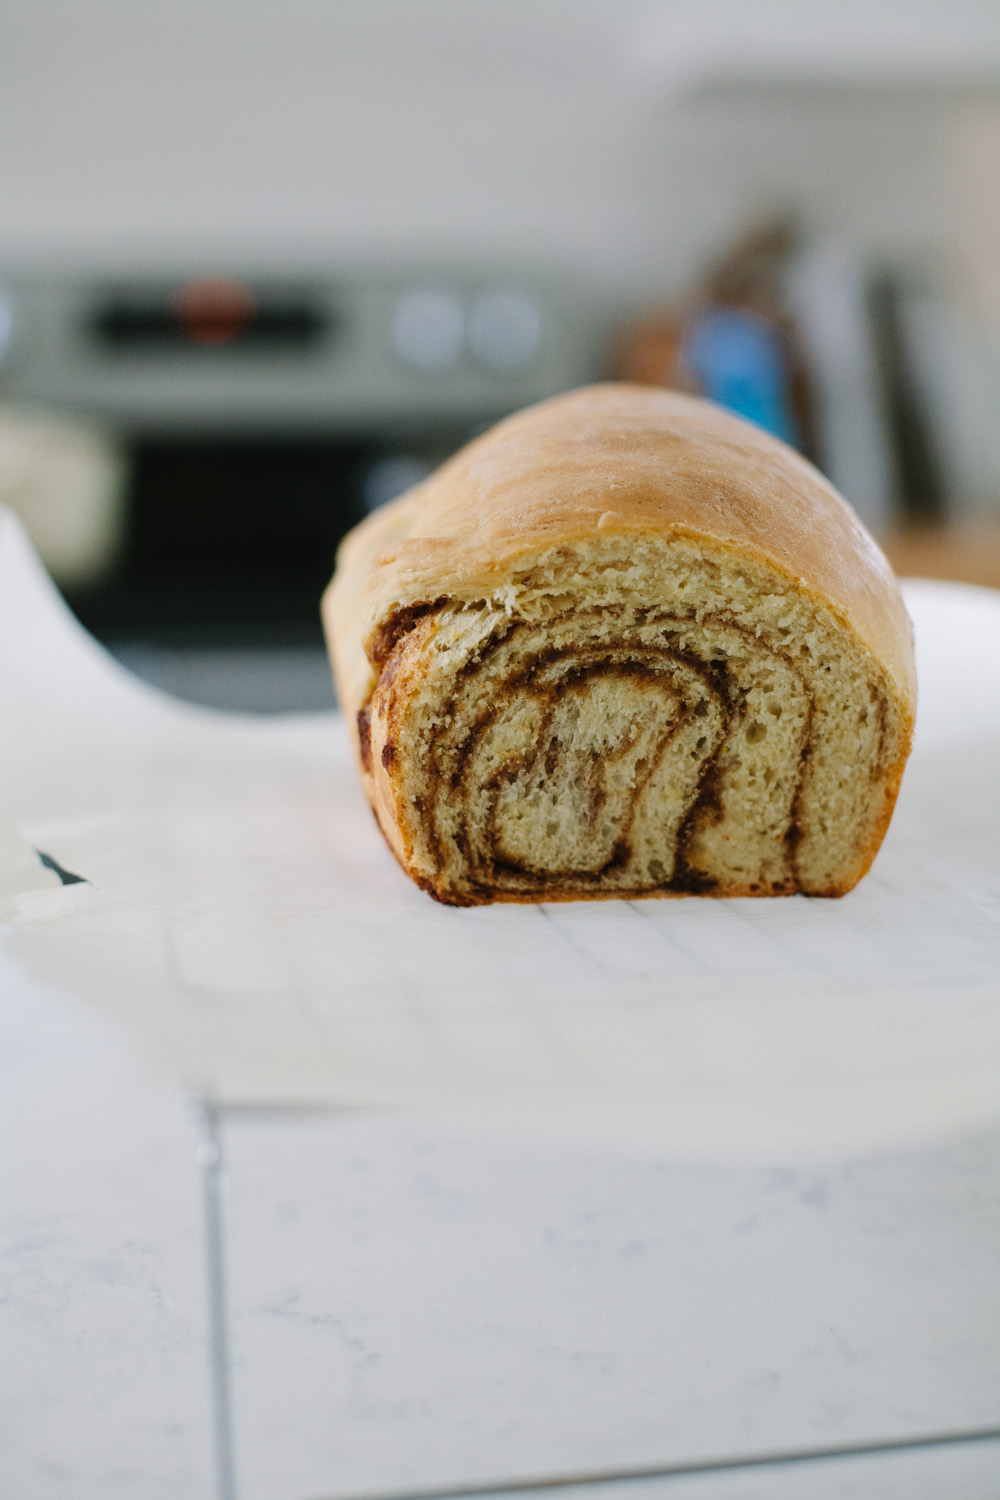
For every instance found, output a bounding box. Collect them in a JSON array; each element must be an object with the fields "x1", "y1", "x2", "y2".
[{"x1": 2, "y1": 509, "x2": 998, "y2": 1158}]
